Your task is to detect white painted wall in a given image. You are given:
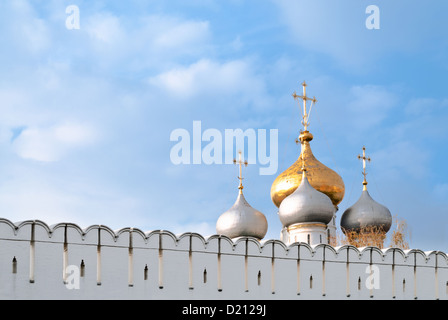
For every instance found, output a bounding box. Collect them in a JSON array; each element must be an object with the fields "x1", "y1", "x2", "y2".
[{"x1": 0, "y1": 218, "x2": 447, "y2": 300}]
